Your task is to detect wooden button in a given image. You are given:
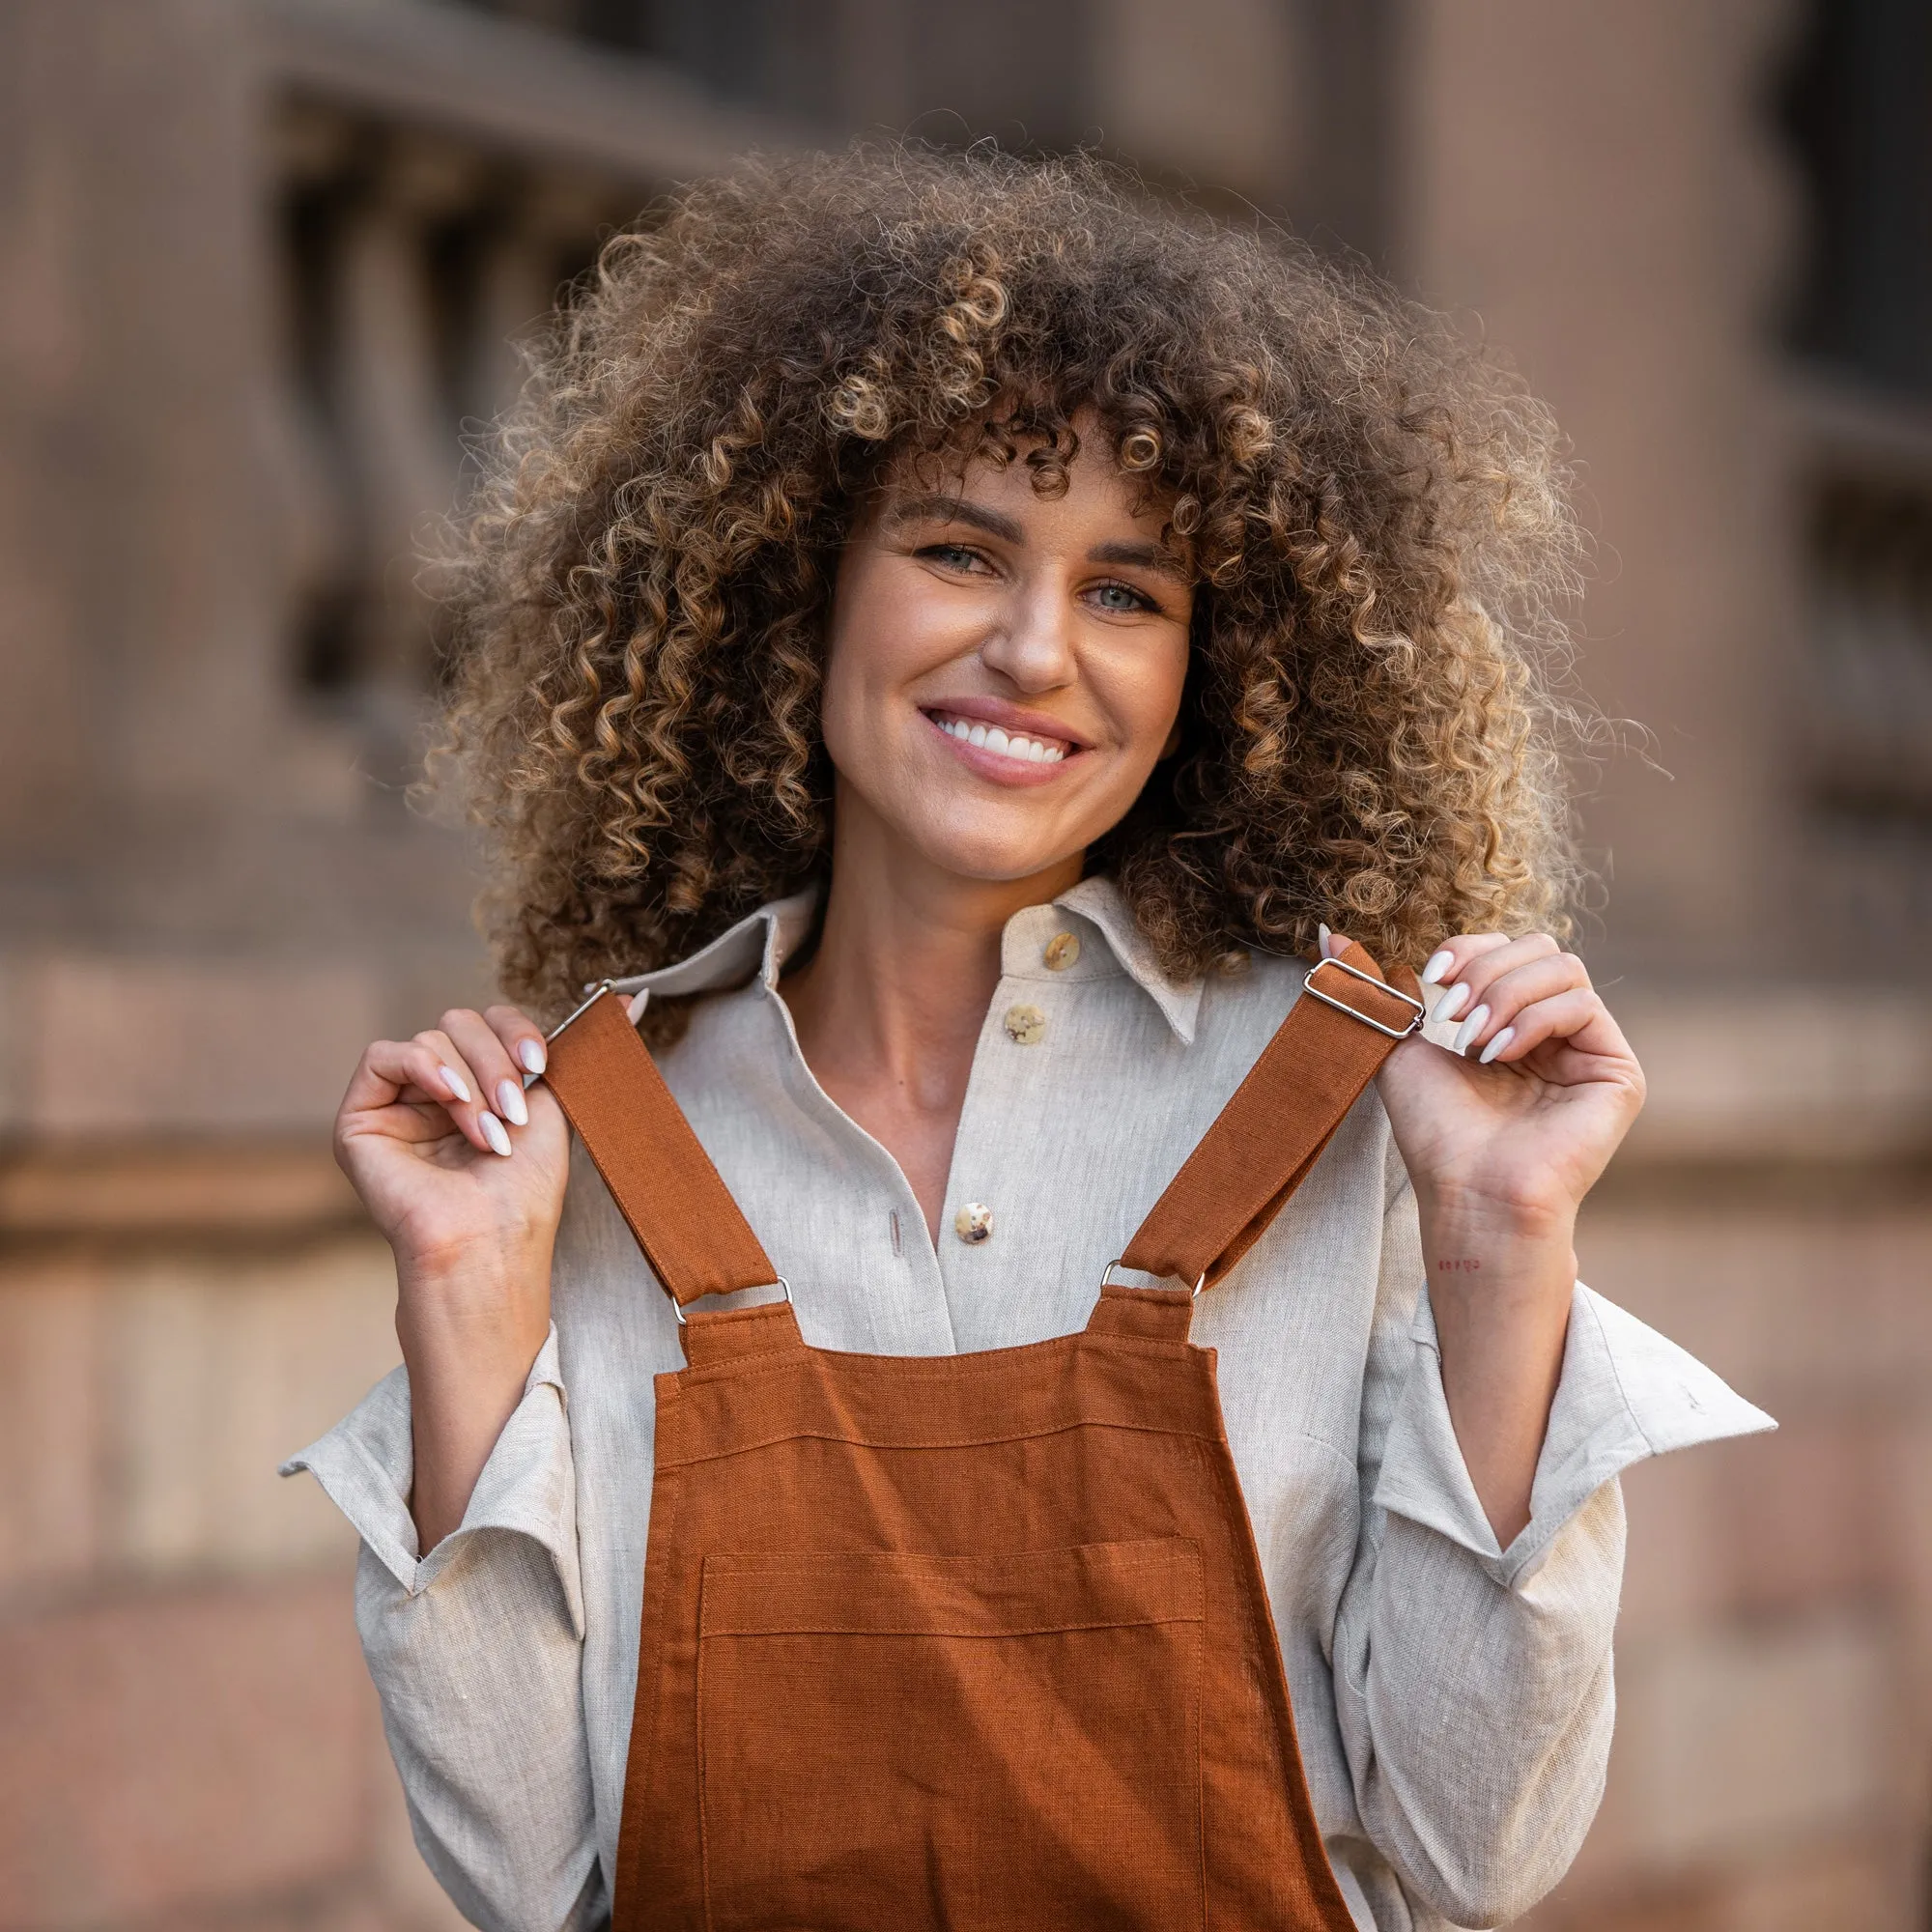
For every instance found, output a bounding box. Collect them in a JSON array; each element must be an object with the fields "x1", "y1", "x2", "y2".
[
  {"x1": 1003, "y1": 1003, "x2": 1046, "y2": 1045},
  {"x1": 1043, "y1": 930, "x2": 1081, "y2": 971},
  {"x1": 953, "y1": 1202, "x2": 993, "y2": 1244}
]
